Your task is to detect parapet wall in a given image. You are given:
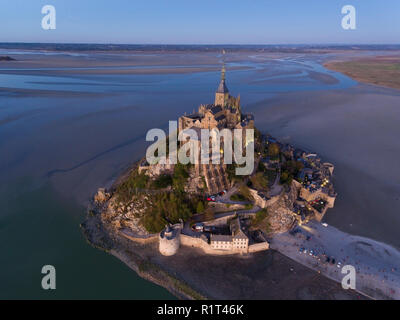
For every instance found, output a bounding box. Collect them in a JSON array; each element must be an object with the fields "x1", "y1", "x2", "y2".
[
  {"x1": 249, "y1": 188, "x2": 282, "y2": 209},
  {"x1": 292, "y1": 179, "x2": 336, "y2": 208},
  {"x1": 180, "y1": 234, "x2": 269, "y2": 255},
  {"x1": 203, "y1": 214, "x2": 236, "y2": 226},
  {"x1": 299, "y1": 187, "x2": 336, "y2": 208},
  {"x1": 180, "y1": 234, "x2": 209, "y2": 250},
  {"x1": 119, "y1": 229, "x2": 158, "y2": 244},
  {"x1": 248, "y1": 242, "x2": 270, "y2": 253}
]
